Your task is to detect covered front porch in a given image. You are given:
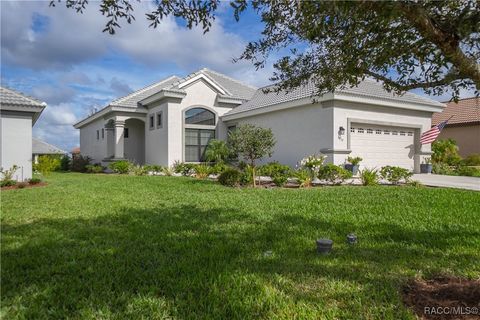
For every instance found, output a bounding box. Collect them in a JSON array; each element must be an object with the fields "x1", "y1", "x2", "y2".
[{"x1": 103, "y1": 114, "x2": 146, "y2": 164}]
